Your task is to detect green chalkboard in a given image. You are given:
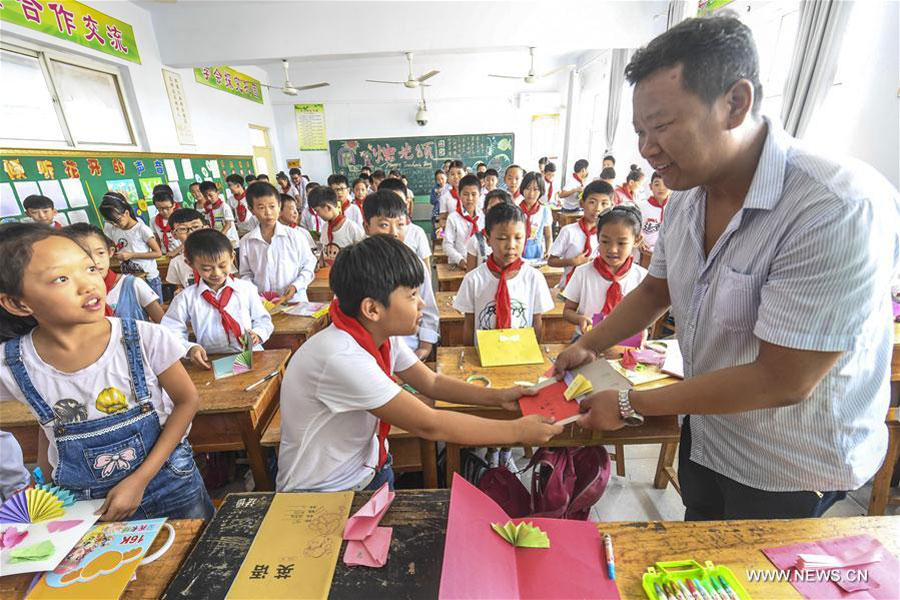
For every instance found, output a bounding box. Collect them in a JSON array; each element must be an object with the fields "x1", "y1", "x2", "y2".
[
  {"x1": 329, "y1": 133, "x2": 515, "y2": 196},
  {"x1": 1, "y1": 150, "x2": 254, "y2": 228}
]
